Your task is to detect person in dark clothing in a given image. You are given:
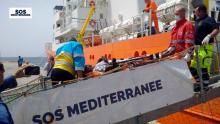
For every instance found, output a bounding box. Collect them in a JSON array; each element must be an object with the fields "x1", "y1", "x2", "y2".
[
  {"x1": 194, "y1": 5, "x2": 219, "y2": 45},
  {"x1": 17, "y1": 56, "x2": 23, "y2": 67},
  {"x1": 51, "y1": 68, "x2": 74, "y2": 82},
  {"x1": 0, "y1": 62, "x2": 29, "y2": 124},
  {"x1": 191, "y1": 4, "x2": 219, "y2": 91}
]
